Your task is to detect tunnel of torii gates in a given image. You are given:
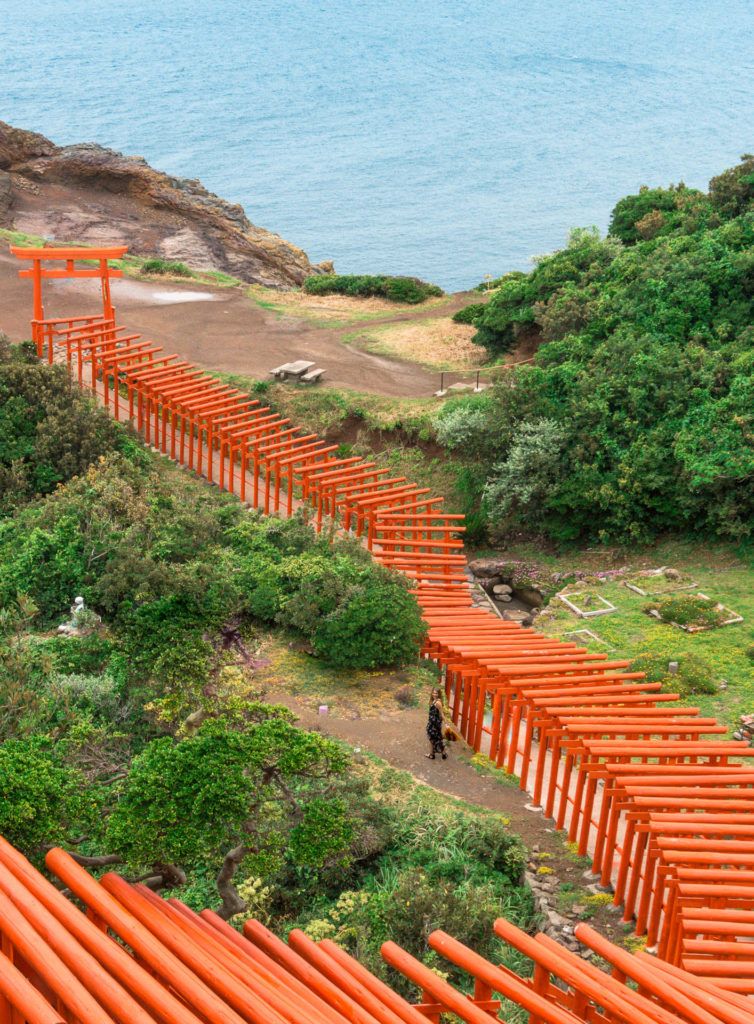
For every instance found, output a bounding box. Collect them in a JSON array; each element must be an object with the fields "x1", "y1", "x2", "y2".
[{"x1": 3, "y1": 244, "x2": 753, "y2": 1024}]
